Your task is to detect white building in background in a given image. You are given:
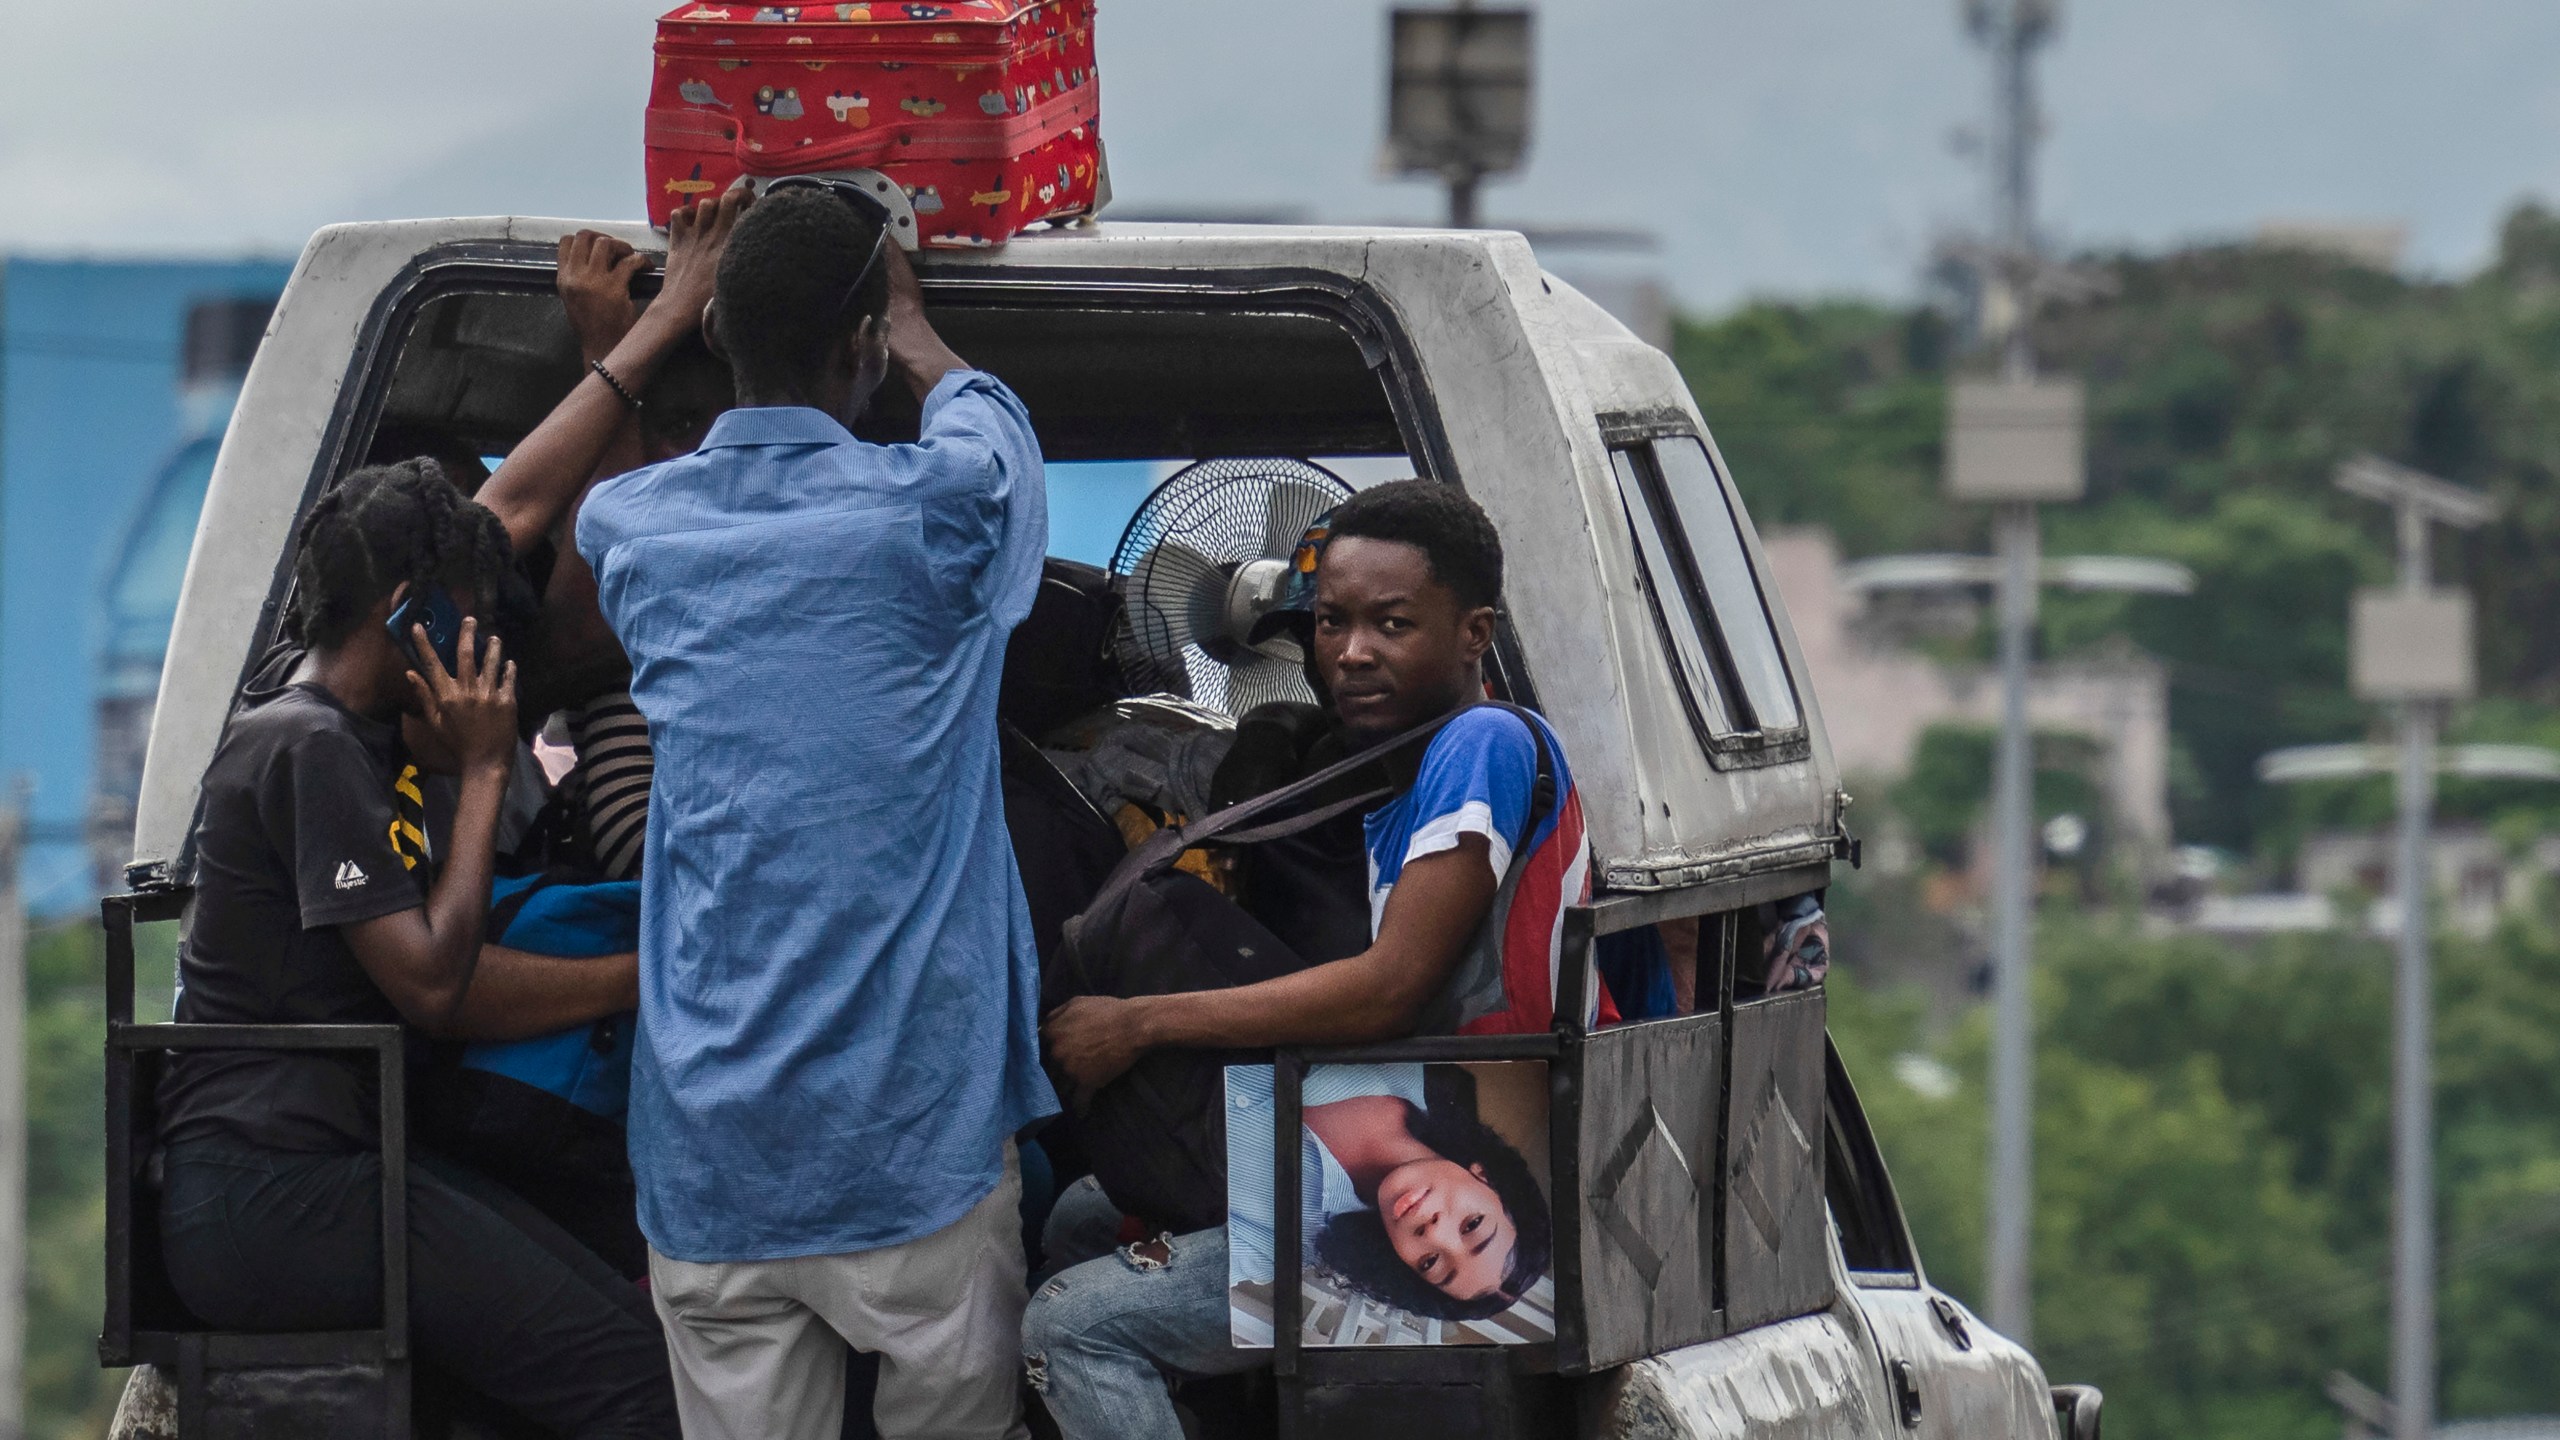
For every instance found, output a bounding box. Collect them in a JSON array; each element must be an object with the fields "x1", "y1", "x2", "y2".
[
  {"x1": 2253, "y1": 218, "x2": 2408, "y2": 272},
  {"x1": 1759, "y1": 526, "x2": 2174, "y2": 847},
  {"x1": 2294, "y1": 826, "x2": 2560, "y2": 940}
]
